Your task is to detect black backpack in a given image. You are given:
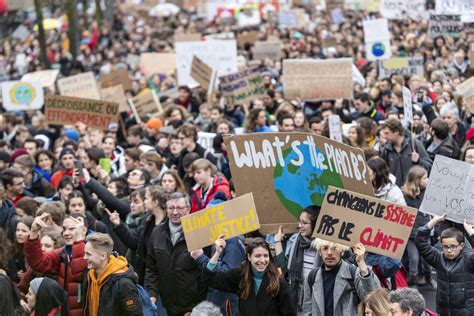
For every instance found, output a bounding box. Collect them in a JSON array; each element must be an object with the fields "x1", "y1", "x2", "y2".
[{"x1": 307, "y1": 263, "x2": 360, "y2": 306}]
